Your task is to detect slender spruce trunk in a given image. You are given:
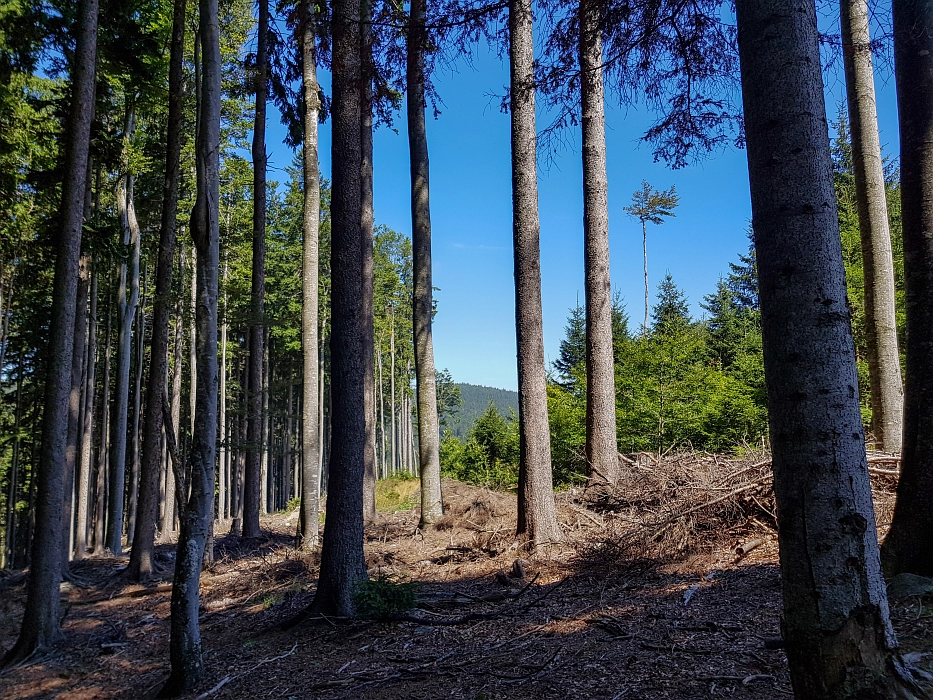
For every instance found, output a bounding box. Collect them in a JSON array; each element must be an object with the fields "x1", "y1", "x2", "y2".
[
  {"x1": 407, "y1": 0, "x2": 443, "y2": 524},
  {"x1": 129, "y1": 0, "x2": 185, "y2": 579},
  {"x1": 390, "y1": 308, "x2": 396, "y2": 473},
  {"x1": 311, "y1": 0, "x2": 368, "y2": 615},
  {"x1": 840, "y1": 0, "x2": 902, "y2": 452},
  {"x1": 94, "y1": 293, "x2": 113, "y2": 556},
  {"x1": 642, "y1": 220, "x2": 648, "y2": 333},
  {"x1": 509, "y1": 0, "x2": 561, "y2": 546},
  {"x1": 880, "y1": 0, "x2": 933, "y2": 578},
  {"x1": 580, "y1": 0, "x2": 619, "y2": 486},
  {"x1": 218, "y1": 259, "x2": 228, "y2": 520},
  {"x1": 75, "y1": 266, "x2": 98, "y2": 560},
  {"x1": 1, "y1": 0, "x2": 99, "y2": 664},
  {"x1": 4, "y1": 361, "x2": 23, "y2": 569},
  {"x1": 62, "y1": 258, "x2": 90, "y2": 565},
  {"x1": 244, "y1": 0, "x2": 268, "y2": 540},
  {"x1": 127, "y1": 267, "x2": 146, "y2": 543},
  {"x1": 735, "y1": 0, "x2": 916, "y2": 695},
  {"x1": 377, "y1": 344, "x2": 386, "y2": 478},
  {"x1": 160, "y1": 0, "x2": 220, "y2": 688},
  {"x1": 107, "y1": 102, "x2": 141, "y2": 554},
  {"x1": 161, "y1": 258, "x2": 184, "y2": 542},
  {"x1": 260, "y1": 335, "x2": 270, "y2": 514},
  {"x1": 299, "y1": 0, "x2": 322, "y2": 548},
  {"x1": 360, "y1": 0, "x2": 378, "y2": 524}
]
